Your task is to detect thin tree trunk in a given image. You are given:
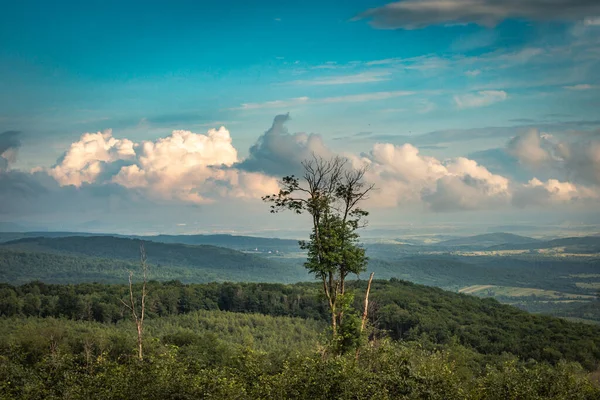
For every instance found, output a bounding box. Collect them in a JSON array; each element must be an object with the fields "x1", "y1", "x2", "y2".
[
  {"x1": 355, "y1": 272, "x2": 374, "y2": 360},
  {"x1": 360, "y1": 272, "x2": 374, "y2": 332},
  {"x1": 120, "y1": 244, "x2": 148, "y2": 361}
]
